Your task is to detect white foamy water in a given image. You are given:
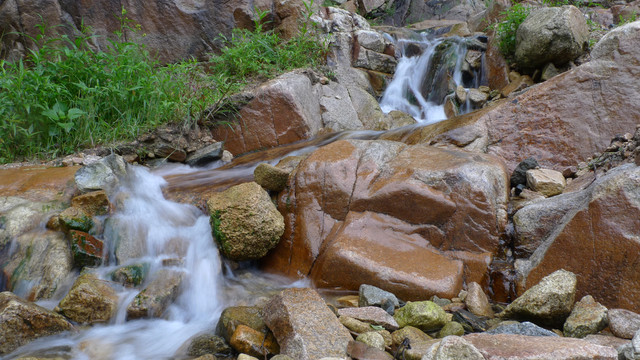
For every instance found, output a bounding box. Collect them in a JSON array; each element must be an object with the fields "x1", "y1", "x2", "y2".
[
  {"x1": 379, "y1": 36, "x2": 481, "y2": 124},
  {"x1": 6, "y1": 166, "x2": 224, "y2": 360}
]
